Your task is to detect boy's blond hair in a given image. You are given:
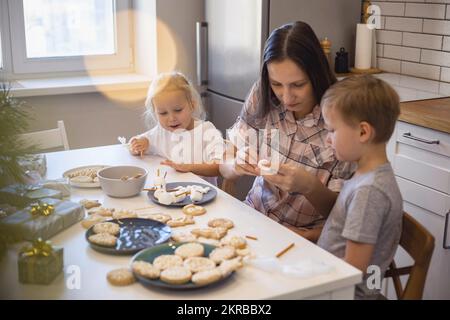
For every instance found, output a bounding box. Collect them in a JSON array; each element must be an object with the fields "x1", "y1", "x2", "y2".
[
  {"x1": 144, "y1": 71, "x2": 205, "y2": 126},
  {"x1": 321, "y1": 74, "x2": 400, "y2": 143}
]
